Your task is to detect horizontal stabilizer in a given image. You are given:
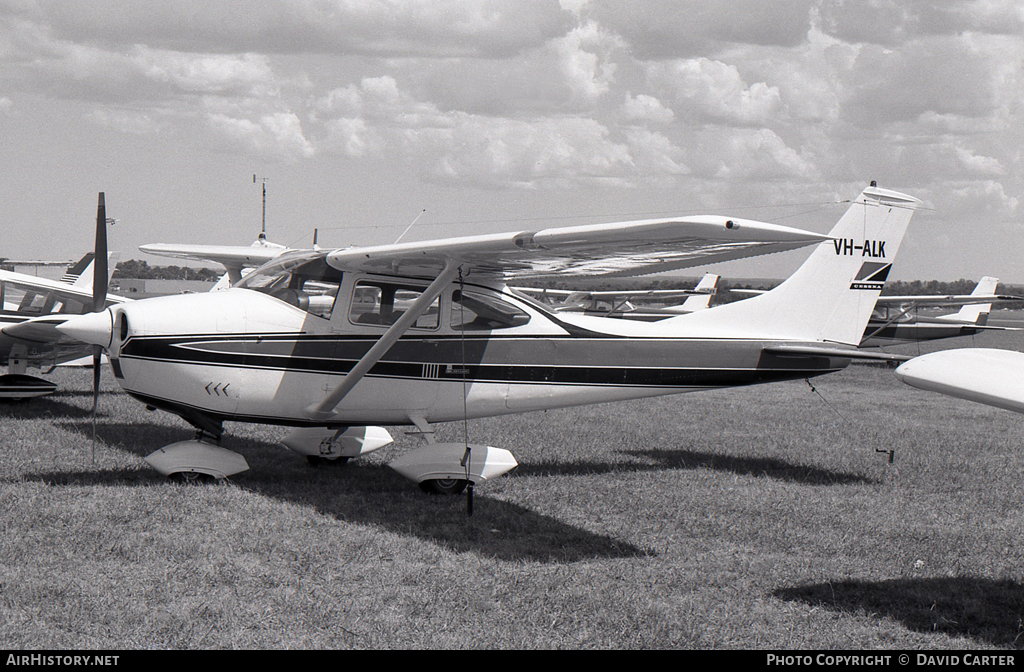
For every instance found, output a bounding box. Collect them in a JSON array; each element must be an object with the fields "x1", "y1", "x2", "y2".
[{"x1": 895, "y1": 348, "x2": 1024, "y2": 414}]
